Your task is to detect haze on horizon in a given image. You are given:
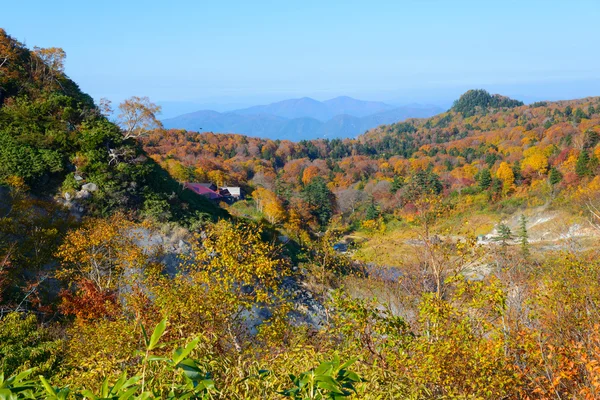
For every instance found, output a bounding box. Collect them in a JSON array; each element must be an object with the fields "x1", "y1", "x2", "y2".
[{"x1": 4, "y1": 0, "x2": 600, "y2": 113}]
